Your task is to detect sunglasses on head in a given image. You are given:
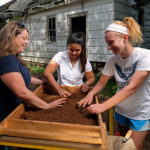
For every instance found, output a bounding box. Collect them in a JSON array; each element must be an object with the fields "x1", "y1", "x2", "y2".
[{"x1": 17, "y1": 22, "x2": 25, "y2": 28}]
